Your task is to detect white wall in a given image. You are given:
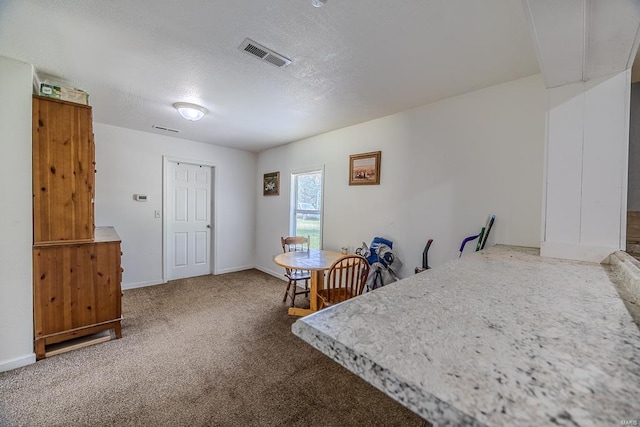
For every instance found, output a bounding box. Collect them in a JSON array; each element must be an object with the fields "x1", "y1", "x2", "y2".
[
  {"x1": 542, "y1": 70, "x2": 631, "y2": 262},
  {"x1": 628, "y1": 82, "x2": 640, "y2": 210},
  {"x1": 94, "y1": 124, "x2": 257, "y2": 289},
  {"x1": 0, "y1": 56, "x2": 35, "y2": 372},
  {"x1": 256, "y1": 75, "x2": 546, "y2": 278}
]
